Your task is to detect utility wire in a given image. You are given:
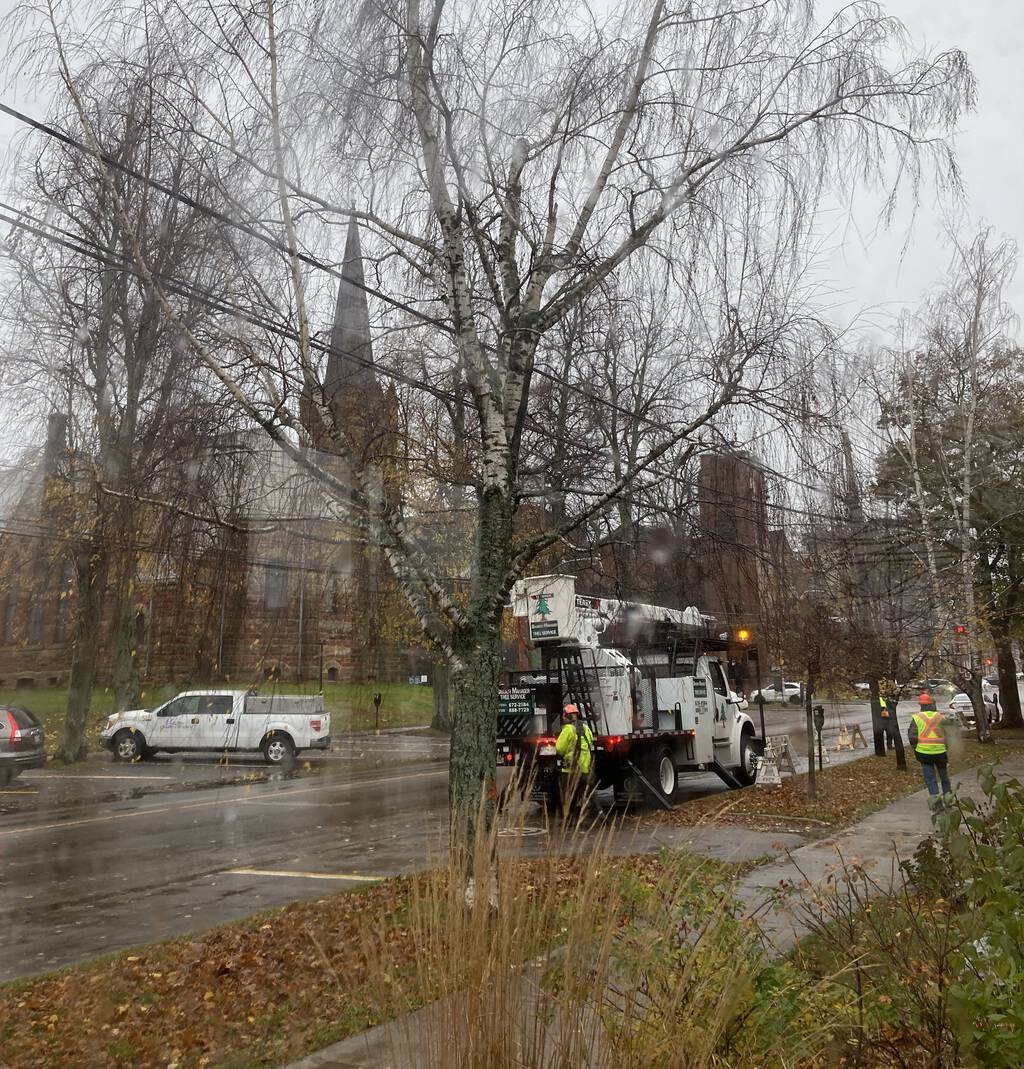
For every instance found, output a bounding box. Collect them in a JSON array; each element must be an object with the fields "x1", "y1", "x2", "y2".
[{"x1": 0, "y1": 100, "x2": 809, "y2": 460}]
